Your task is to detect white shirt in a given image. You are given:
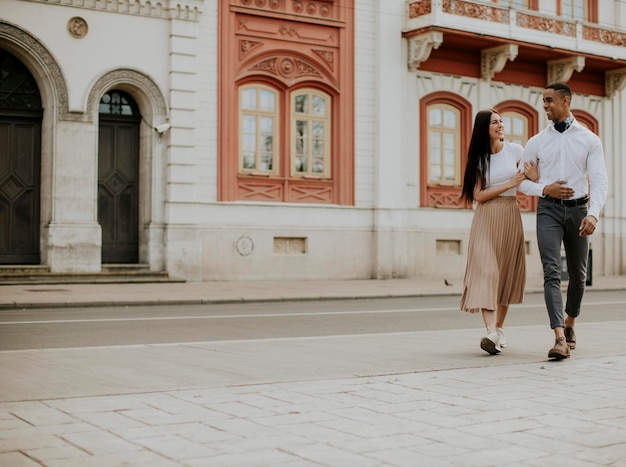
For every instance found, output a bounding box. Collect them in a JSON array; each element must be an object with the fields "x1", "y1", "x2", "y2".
[
  {"x1": 486, "y1": 142, "x2": 523, "y2": 197},
  {"x1": 519, "y1": 117, "x2": 608, "y2": 220}
]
